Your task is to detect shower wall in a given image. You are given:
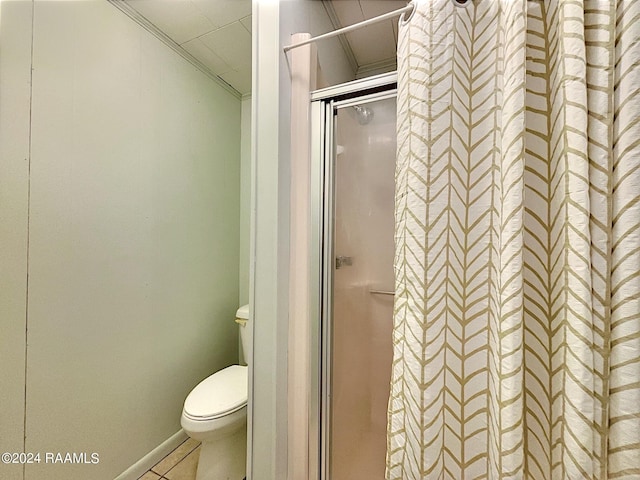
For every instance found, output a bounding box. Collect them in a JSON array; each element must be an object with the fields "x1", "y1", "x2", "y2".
[
  {"x1": 0, "y1": 2, "x2": 241, "y2": 479},
  {"x1": 330, "y1": 97, "x2": 396, "y2": 480}
]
